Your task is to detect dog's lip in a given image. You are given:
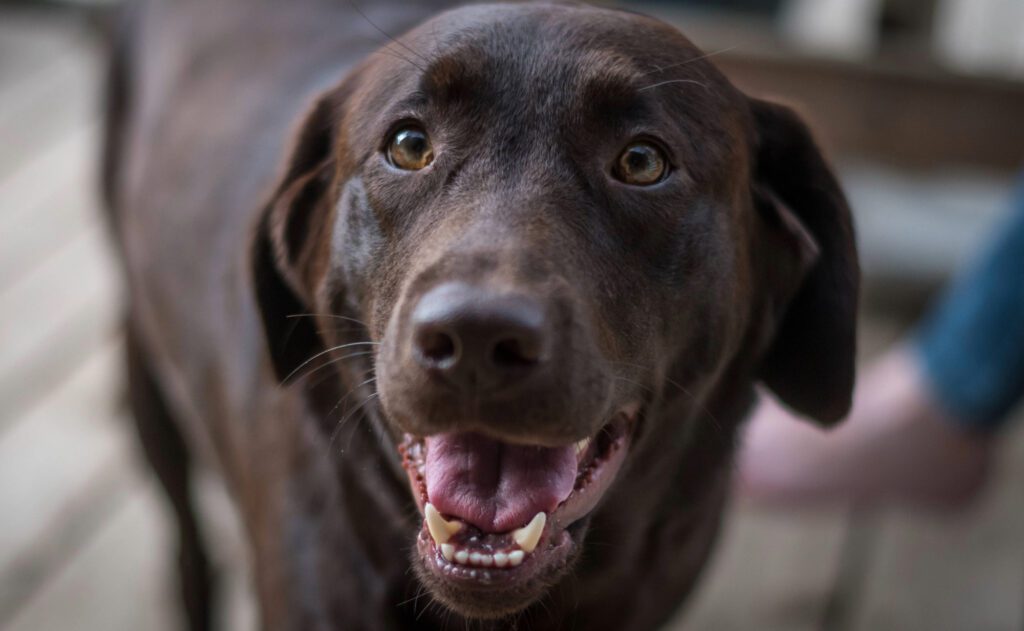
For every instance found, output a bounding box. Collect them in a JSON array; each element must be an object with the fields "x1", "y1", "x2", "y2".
[{"x1": 398, "y1": 405, "x2": 640, "y2": 591}]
